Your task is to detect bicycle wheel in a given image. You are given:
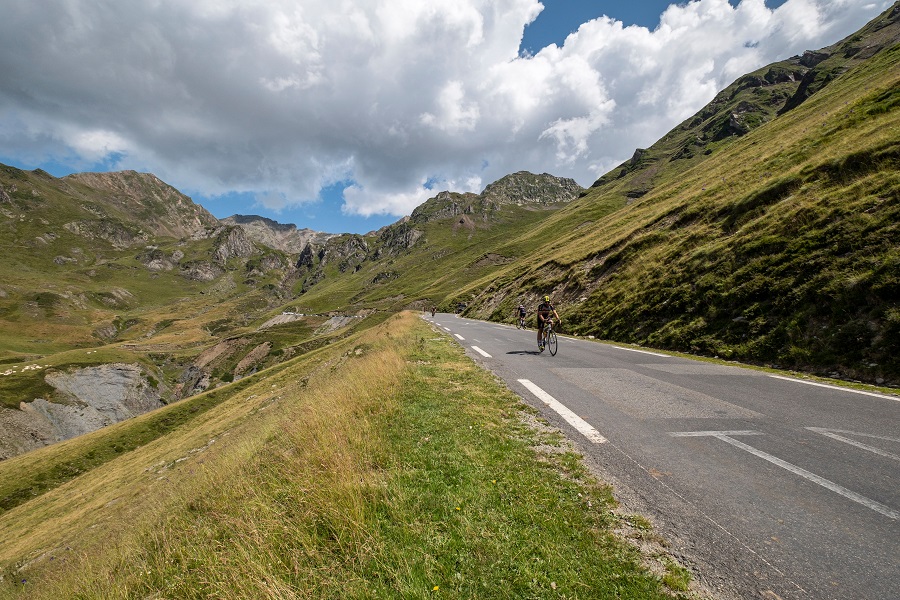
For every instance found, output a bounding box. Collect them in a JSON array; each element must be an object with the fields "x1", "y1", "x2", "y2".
[
  {"x1": 516, "y1": 318, "x2": 522, "y2": 329},
  {"x1": 547, "y1": 330, "x2": 558, "y2": 355}
]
